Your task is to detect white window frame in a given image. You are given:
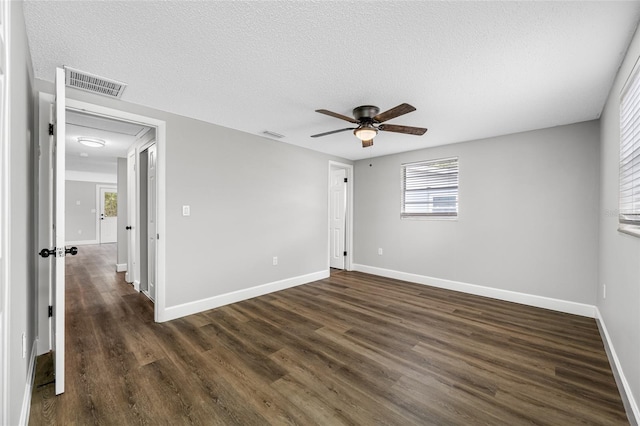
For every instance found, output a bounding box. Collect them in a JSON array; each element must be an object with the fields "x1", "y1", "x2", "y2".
[
  {"x1": 619, "y1": 61, "x2": 640, "y2": 237},
  {"x1": 401, "y1": 157, "x2": 459, "y2": 220}
]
